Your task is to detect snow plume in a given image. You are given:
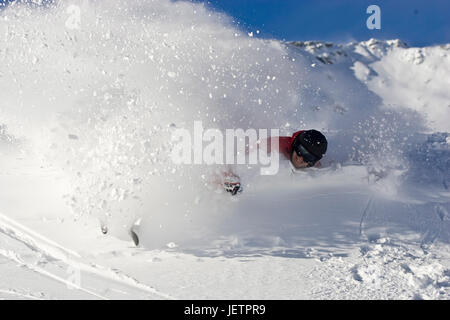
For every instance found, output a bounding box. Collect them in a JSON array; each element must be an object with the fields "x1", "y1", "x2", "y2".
[
  {"x1": 0, "y1": 0, "x2": 433, "y2": 248},
  {"x1": 0, "y1": 0, "x2": 305, "y2": 243}
]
